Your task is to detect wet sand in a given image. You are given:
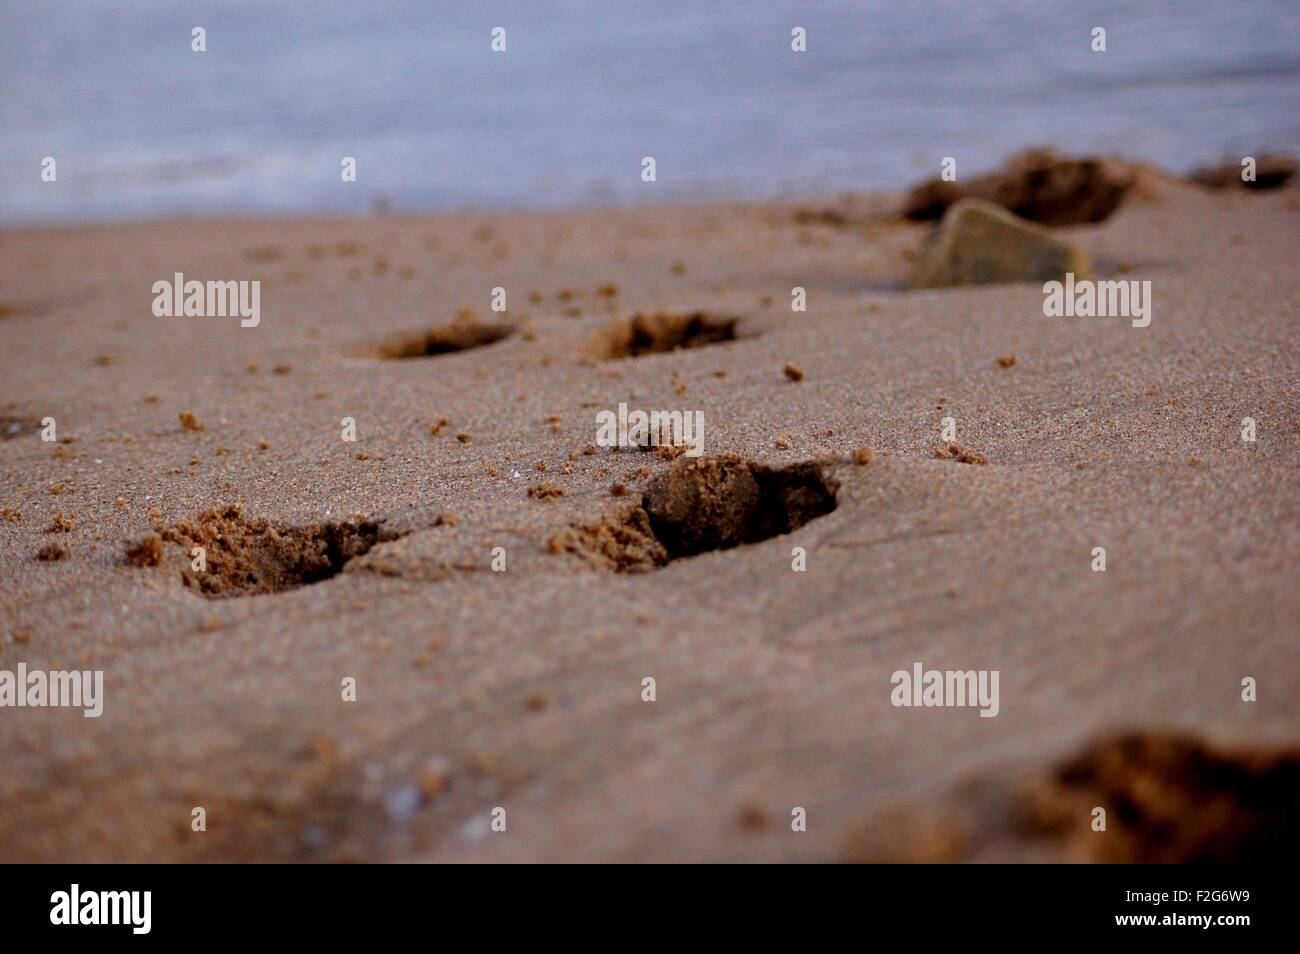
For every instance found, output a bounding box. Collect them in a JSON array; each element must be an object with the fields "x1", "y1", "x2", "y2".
[{"x1": 0, "y1": 174, "x2": 1296, "y2": 862}]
